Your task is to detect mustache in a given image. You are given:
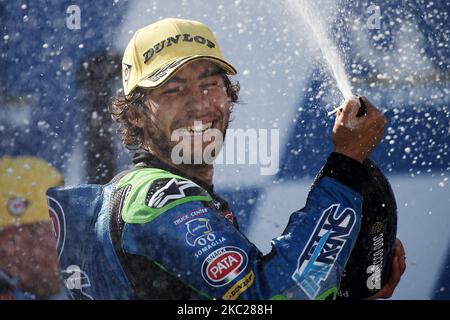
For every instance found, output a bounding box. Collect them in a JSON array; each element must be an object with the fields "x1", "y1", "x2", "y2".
[{"x1": 169, "y1": 114, "x2": 221, "y2": 131}]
